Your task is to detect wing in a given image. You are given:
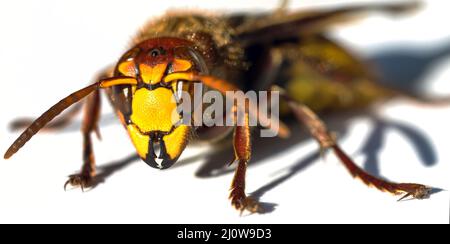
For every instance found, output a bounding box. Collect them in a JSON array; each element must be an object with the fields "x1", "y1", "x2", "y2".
[{"x1": 230, "y1": 1, "x2": 419, "y2": 46}]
